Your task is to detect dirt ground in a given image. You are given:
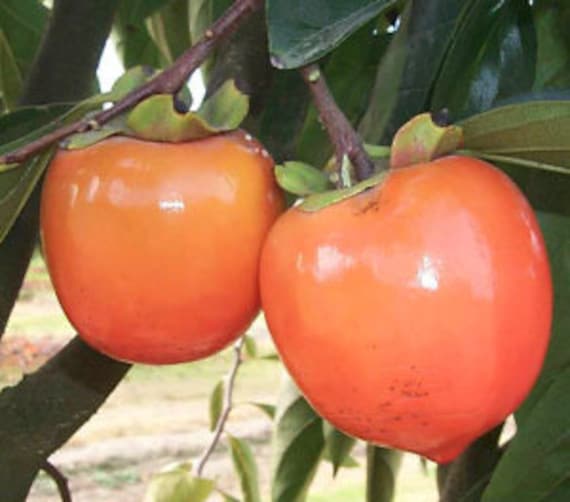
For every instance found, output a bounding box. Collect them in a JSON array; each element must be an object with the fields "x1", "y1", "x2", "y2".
[{"x1": 2, "y1": 260, "x2": 438, "y2": 501}]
